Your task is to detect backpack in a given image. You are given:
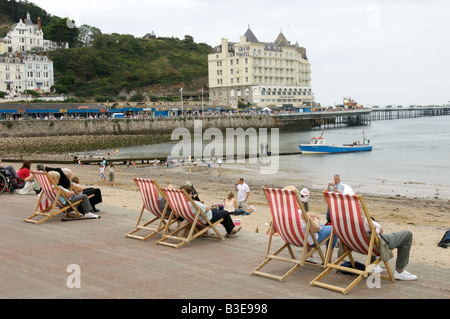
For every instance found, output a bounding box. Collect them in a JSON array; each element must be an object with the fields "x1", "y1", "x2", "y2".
[
  {"x1": 438, "y1": 229, "x2": 450, "y2": 248},
  {"x1": 337, "y1": 261, "x2": 366, "y2": 275}
]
